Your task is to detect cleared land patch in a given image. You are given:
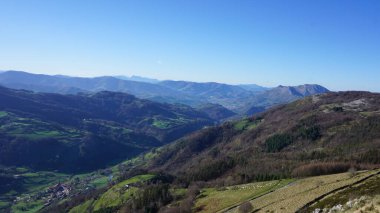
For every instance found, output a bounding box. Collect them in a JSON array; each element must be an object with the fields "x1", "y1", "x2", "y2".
[{"x1": 194, "y1": 179, "x2": 293, "y2": 213}]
